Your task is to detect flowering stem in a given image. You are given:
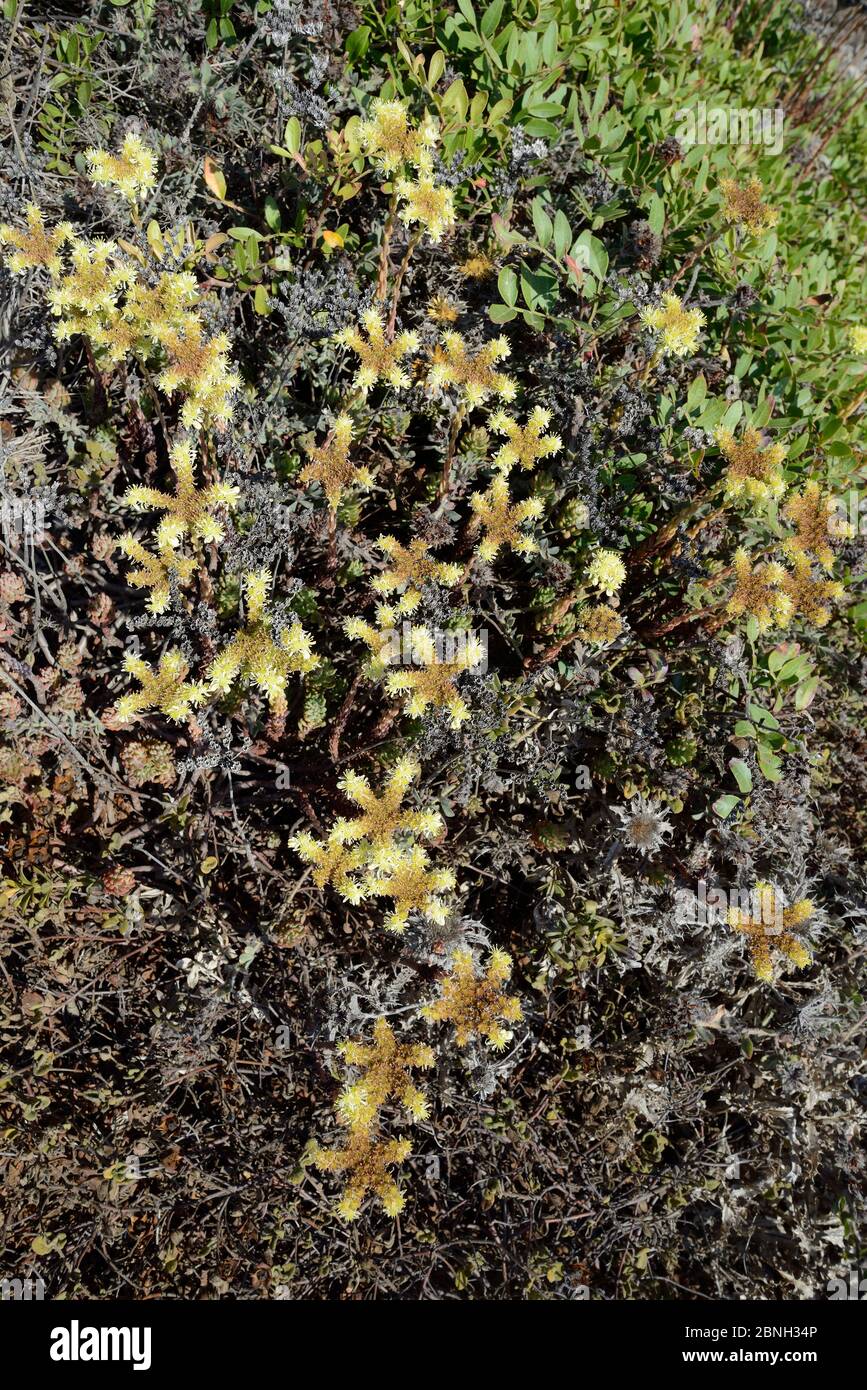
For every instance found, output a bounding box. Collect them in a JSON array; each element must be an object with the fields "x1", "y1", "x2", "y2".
[
  {"x1": 329, "y1": 671, "x2": 364, "y2": 762},
  {"x1": 368, "y1": 702, "x2": 401, "y2": 742},
  {"x1": 668, "y1": 228, "x2": 725, "y2": 287},
  {"x1": 685, "y1": 503, "x2": 727, "y2": 542},
  {"x1": 524, "y1": 631, "x2": 583, "y2": 672},
  {"x1": 375, "y1": 190, "x2": 399, "y2": 303},
  {"x1": 641, "y1": 600, "x2": 724, "y2": 638},
  {"x1": 387, "y1": 229, "x2": 422, "y2": 337},
  {"x1": 648, "y1": 496, "x2": 729, "y2": 576},
  {"x1": 628, "y1": 481, "x2": 722, "y2": 567},
  {"x1": 632, "y1": 349, "x2": 660, "y2": 385},
  {"x1": 83, "y1": 339, "x2": 108, "y2": 422},
  {"x1": 326, "y1": 507, "x2": 338, "y2": 574},
  {"x1": 457, "y1": 553, "x2": 477, "y2": 586},
  {"x1": 439, "y1": 403, "x2": 466, "y2": 499},
  {"x1": 132, "y1": 352, "x2": 169, "y2": 447},
  {"x1": 841, "y1": 380, "x2": 867, "y2": 422}
]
